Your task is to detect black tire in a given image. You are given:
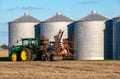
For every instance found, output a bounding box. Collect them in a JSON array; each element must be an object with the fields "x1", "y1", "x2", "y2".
[
  {"x1": 20, "y1": 48, "x2": 32, "y2": 61},
  {"x1": 31, "y1": 54, "x2": 36, "y2": 61}
]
